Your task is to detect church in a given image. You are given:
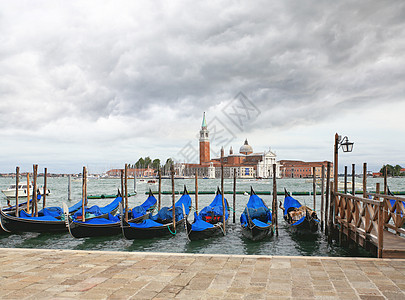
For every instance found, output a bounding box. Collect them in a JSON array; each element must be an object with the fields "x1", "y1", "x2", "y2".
[{"x1": 181, "y1": 113, "x2": 280, "y2": 178}]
